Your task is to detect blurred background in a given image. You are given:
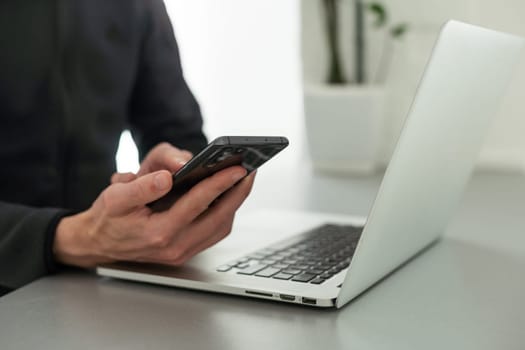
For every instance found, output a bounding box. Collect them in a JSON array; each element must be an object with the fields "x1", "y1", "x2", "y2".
[{"x1": 117, "y1": 0, "x2": 525, "y2": 175}]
